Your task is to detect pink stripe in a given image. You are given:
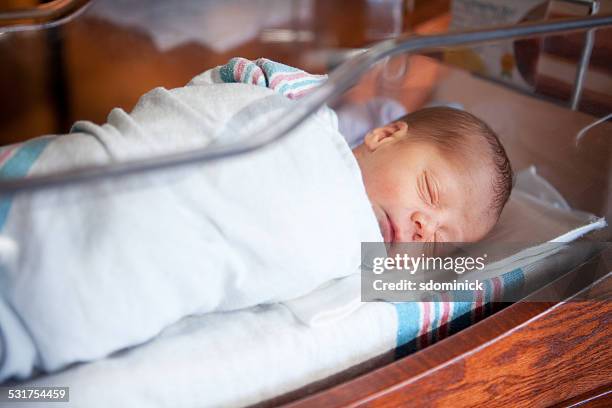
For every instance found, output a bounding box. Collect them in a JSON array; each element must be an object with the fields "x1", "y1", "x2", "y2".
[
  {"x1": 271, "y1": 72, "x2": 326, "y2": 89},
  {"x1": 287, "y1": 87, "x2": 318, "y2": 100},
  {"x1": 269, "y1": 71, "x2": 310, "y2": 88},
  {"x1": 419, "y1": 302, "x2": 431, "y2": 349},
  {"x1": 234, "y1": 59, "x2": 247, "y2": 83},
  {"x1": 491, "y1": 277, "x2": 502, "y2": 313},
  {"x1": 473, "y1": 289, "x2": 484, "y2": 322},
  {"x1": 252, "y1": 69, "x2": 263, "y2": 85},
  {"x1": 0, "y1": 145, "x2": 19, "y2": 167},
  {"x1": 438, "y1": 294, "x2": 451, "y2": 340},
  {"x1": 492, "y1": 277, "x2": 502, "y2": 302}
]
